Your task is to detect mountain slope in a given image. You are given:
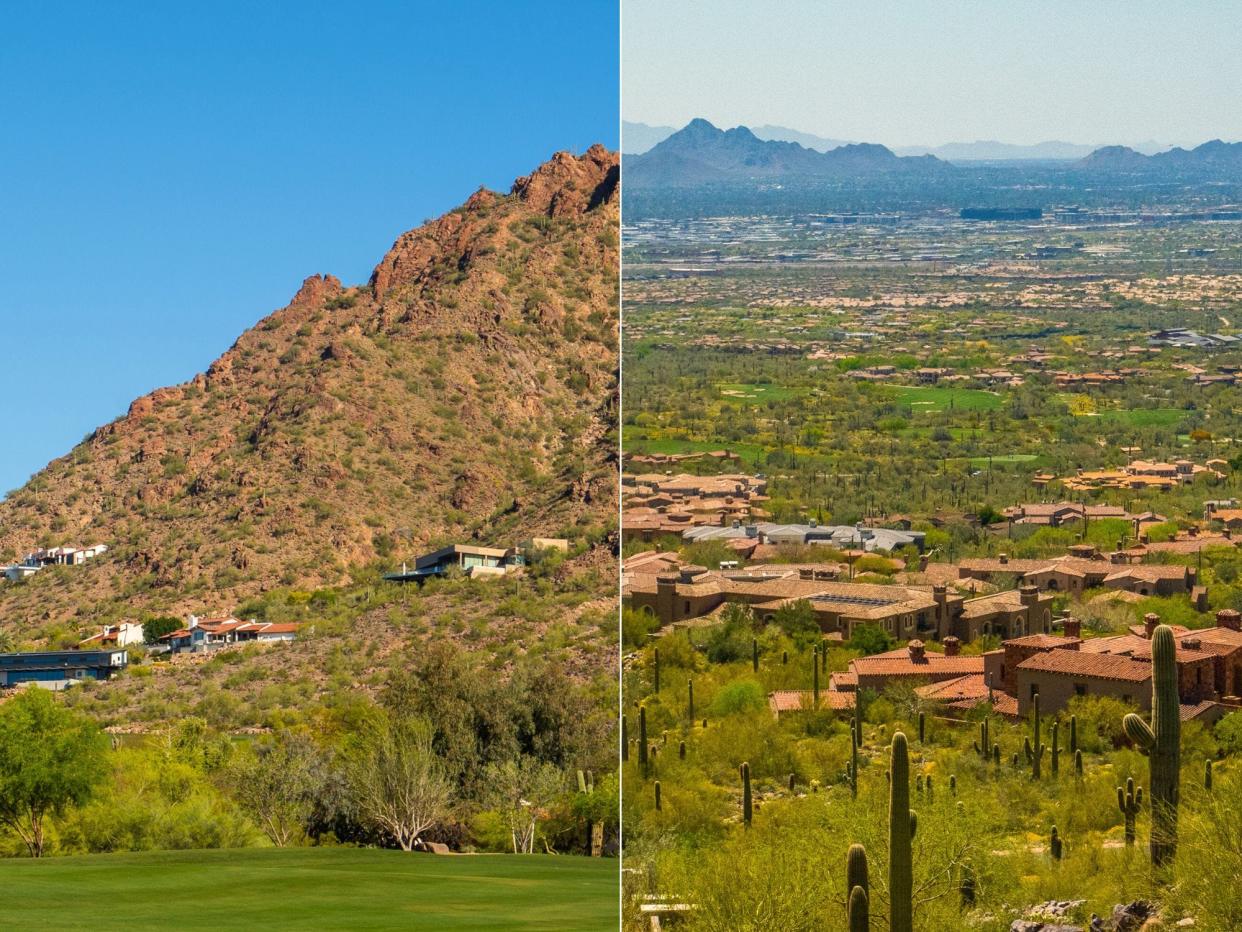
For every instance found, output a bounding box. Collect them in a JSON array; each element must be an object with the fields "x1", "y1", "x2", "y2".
[
  {"x1": 1079, "y1": 139, "x2": 1242, "y2": 172},
  {"x1": 625, "y1": 118, "x2": 948, "y2": 187},
  {"x1": 0, "y1": 147, "x2": 619, "y2": 634}
]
